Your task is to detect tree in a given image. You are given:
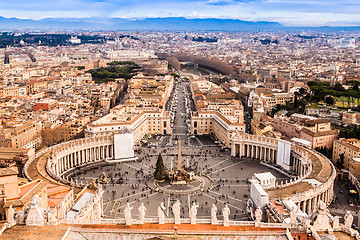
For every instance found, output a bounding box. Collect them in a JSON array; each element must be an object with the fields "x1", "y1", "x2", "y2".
[
  {"x1": 334, "y1": 83, "x2": 345, "y2": 92},
  {"x1": 325, "y1": 96, "x2": 335, "y2": 105},
  {"x1": 292, "y1": 95, "x2": 298, "y2": 108},
  {"x1": 337, "y1": 153, "x2": 345, "y2": 169},
  {"x1": 299, "y1": 88, "x2": 307, "y2": 96},
  {"x1": 154, "y1": 153, "x2": 167, "y2": 180}
]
